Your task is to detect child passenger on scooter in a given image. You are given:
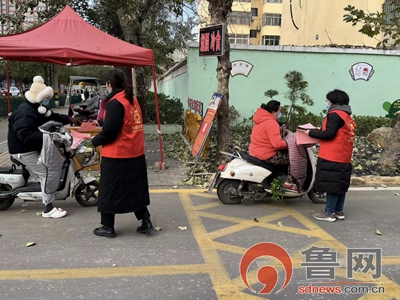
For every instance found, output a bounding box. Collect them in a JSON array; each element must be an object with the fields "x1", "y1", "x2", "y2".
[
  {"x1": 7, "y1": 76, "x2": 82, "y2": 218},
  {"x1": 248, "y1": 100, "x2": 297, "y2": 191}
]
